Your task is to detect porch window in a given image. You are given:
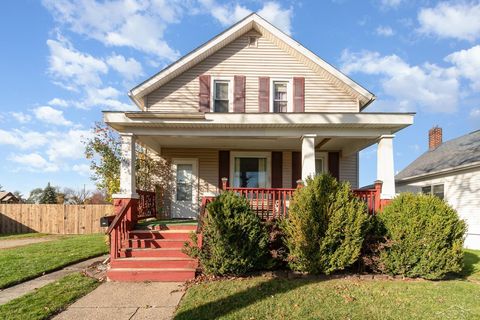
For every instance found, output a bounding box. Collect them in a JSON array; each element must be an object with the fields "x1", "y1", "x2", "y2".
[
  {"x1": 176, "y1": 164, "x2": 193, "y2": 201},
  {"x1": 273, "y1": 81, "x2": 288, "y2": 113},
  {"x1": 213, "y1": 80, "x2": 230, "y2": 113},
  {"x1": 315, "y1": 152, "x2": 328, "y2": 176},
  {"x1": 231, "y1": 152, "x2": 271, "y2": 188}
]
